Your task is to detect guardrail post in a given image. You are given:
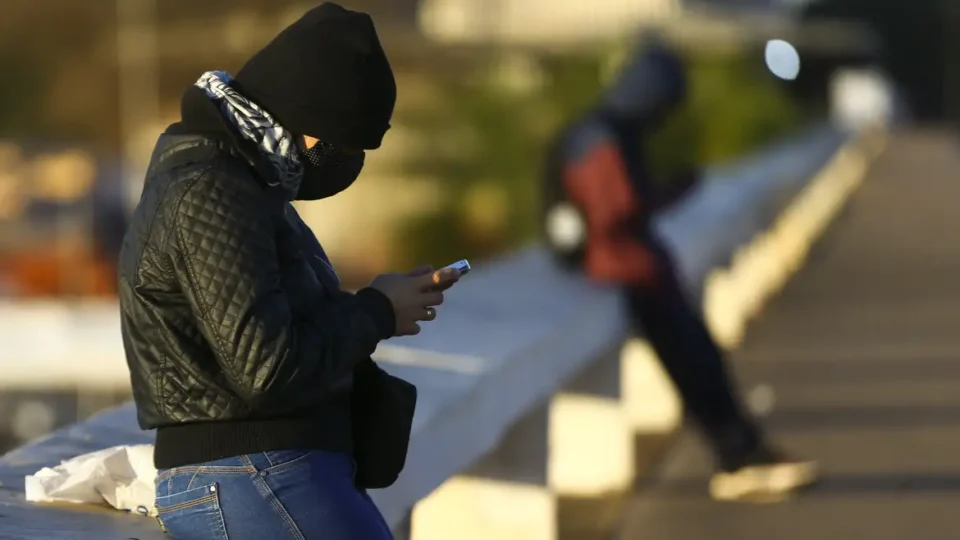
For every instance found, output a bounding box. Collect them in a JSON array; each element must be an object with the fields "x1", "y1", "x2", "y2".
[{"x1": 412, "y1": 401, "x2": 555, "y2": 539}]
